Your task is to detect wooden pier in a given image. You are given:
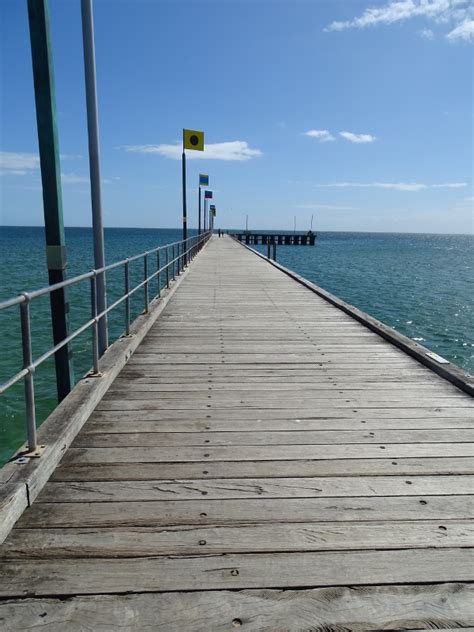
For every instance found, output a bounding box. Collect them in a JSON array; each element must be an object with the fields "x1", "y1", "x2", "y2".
[
  {"x1": 1, "y1": 235, "x2": 473, "y2": 630},
  {"x1": 232, "y1": 231, "x2": 316, "y2": 245}
]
